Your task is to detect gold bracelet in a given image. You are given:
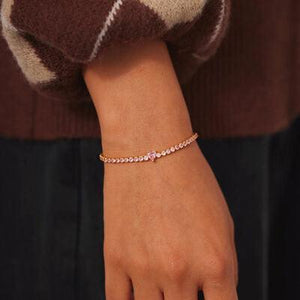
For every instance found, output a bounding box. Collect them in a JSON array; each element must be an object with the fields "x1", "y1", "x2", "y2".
[{"x1": 99, "y1": 132, "x2": 198, "y2": 164}]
